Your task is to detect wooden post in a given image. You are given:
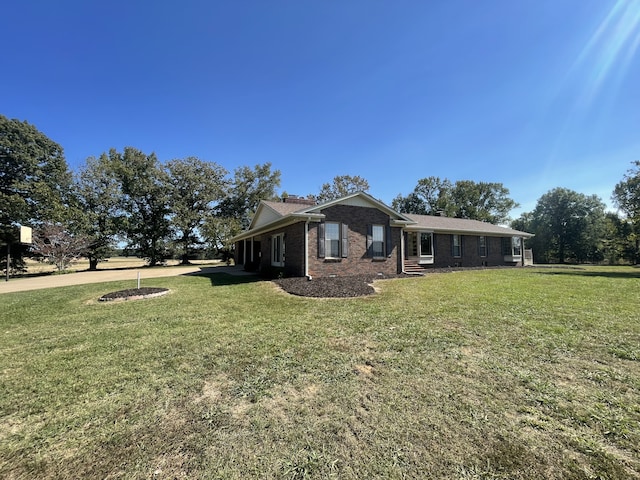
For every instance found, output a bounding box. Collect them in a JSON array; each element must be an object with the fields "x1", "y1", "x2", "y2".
[{"x1": 6, "y1": 242, "x2": 10, "y2": 282}]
